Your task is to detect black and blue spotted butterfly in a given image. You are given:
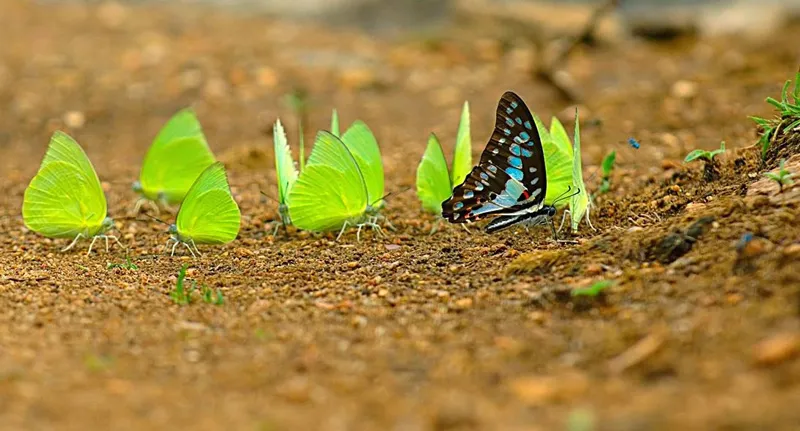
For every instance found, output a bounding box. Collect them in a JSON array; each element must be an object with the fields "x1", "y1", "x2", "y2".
[{"x1": 441, "y1": 91, "x2": 558, "y2": 236}]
